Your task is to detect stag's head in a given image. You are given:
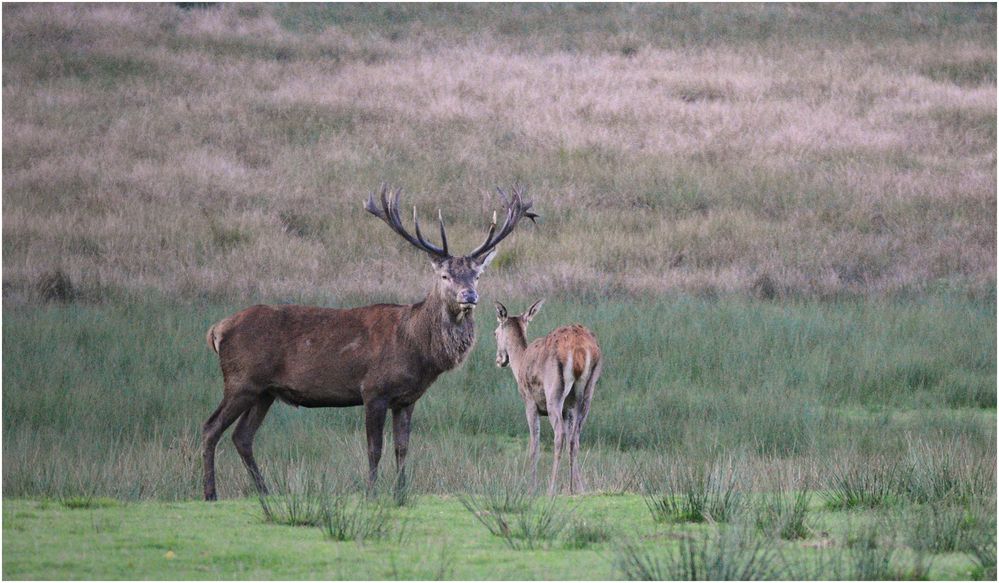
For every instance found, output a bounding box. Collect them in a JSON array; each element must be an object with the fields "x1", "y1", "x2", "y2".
[
  {"x1": 365, "y1": 185, "x2": 538, "y2": 318},
  {"x1": 493, "y1": 299, "x2": 544, "y2": 367}
]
